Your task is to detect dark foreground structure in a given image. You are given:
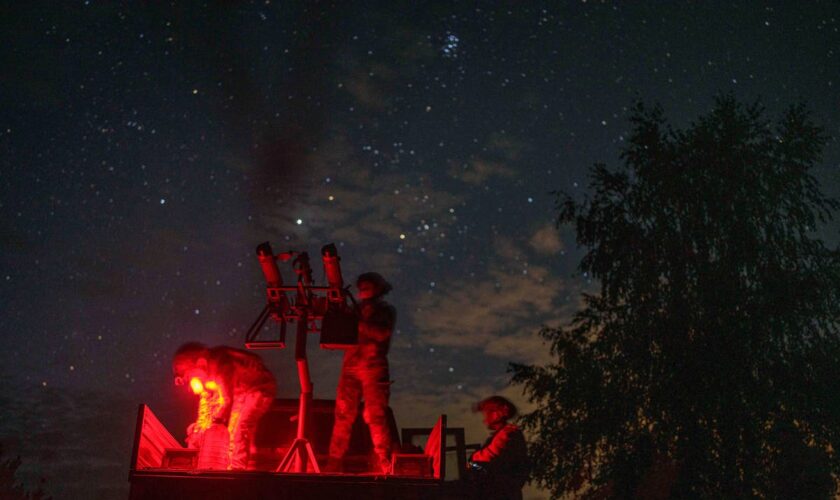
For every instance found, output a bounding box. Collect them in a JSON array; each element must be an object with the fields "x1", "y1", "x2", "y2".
[
  {"x1": 131, "y1": 243, "x2": 482, "y2": 499},
  {"x1": 129, "y1": 400, "x2": 474, "y2": 500}
]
